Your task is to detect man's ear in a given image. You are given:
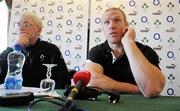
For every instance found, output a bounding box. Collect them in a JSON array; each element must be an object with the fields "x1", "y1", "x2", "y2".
[
  {"x1": 37, "y1": 28, "x2": 42, "y2": 36},
  {"x1": 38, "y1": 28, "x2": 42, "y2": 34},
  {"x1": 126, "y1": 21, "x2": 129, "y2": 26}
]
